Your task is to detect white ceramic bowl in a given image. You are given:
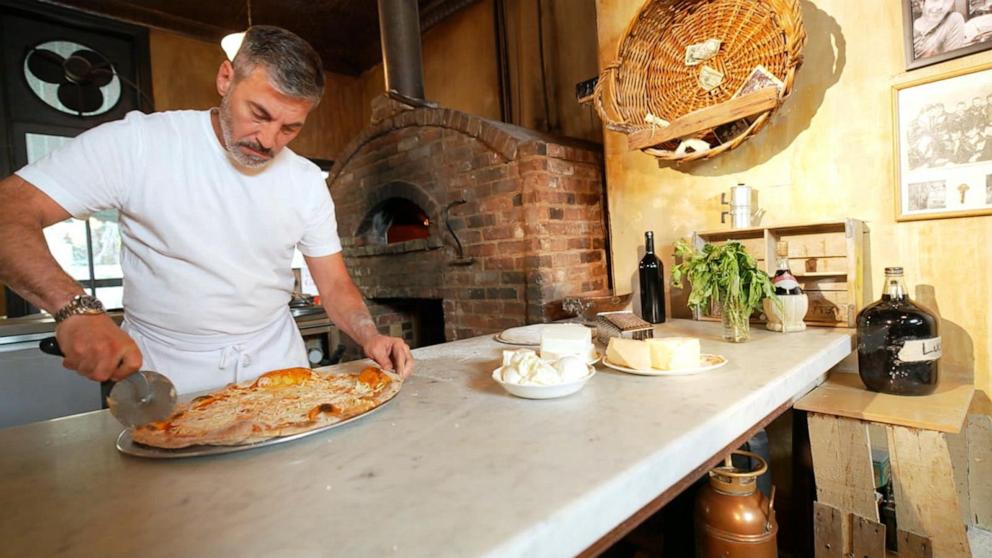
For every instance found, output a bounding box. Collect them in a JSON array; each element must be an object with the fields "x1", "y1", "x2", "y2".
[{"x1": 491, "y1": 366, "x2": 596, "y2": 400}]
